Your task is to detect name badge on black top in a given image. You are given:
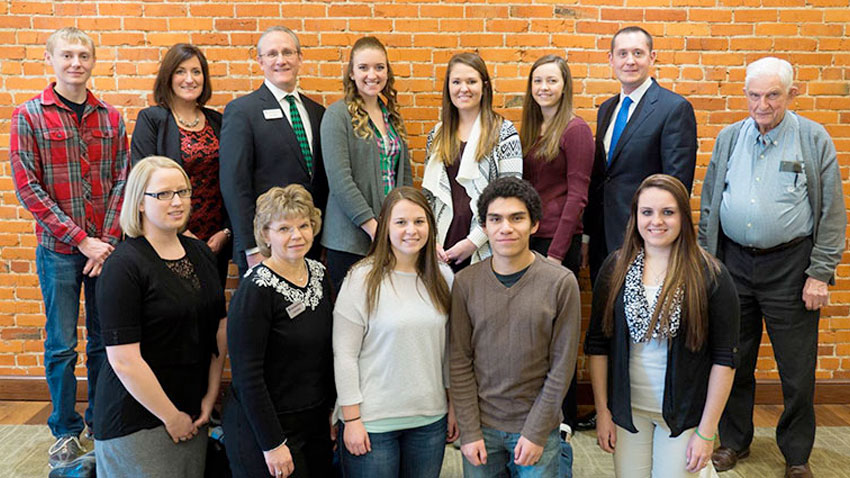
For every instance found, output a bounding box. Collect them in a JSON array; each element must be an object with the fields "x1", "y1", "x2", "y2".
[
  {"x1": 779, "y1": 161, "x2": 803, "y2": 173},
  {"x1": 286, "y1": 301, "x2": 306, "y2": 319}
]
